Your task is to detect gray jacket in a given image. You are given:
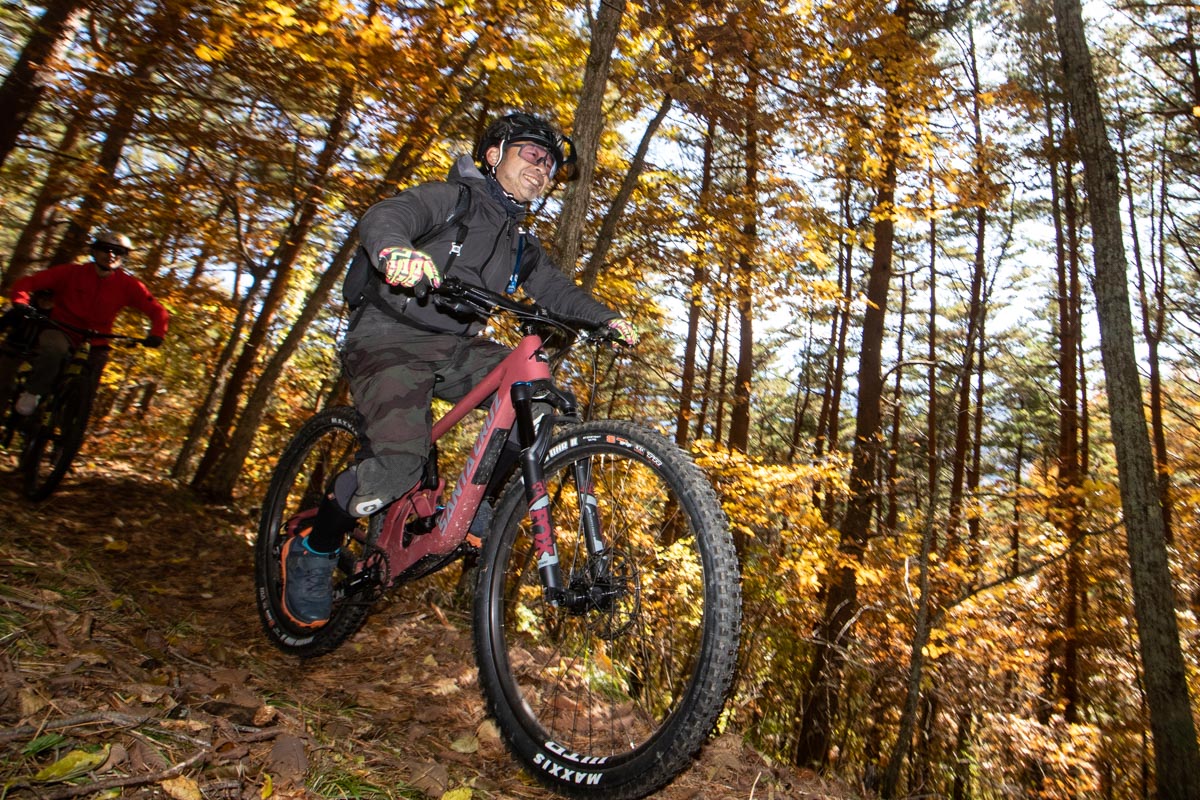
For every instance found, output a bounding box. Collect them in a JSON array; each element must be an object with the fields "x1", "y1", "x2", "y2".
[{"x1": 356, "y1": 156, "x2": 617, "y2": 336}]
